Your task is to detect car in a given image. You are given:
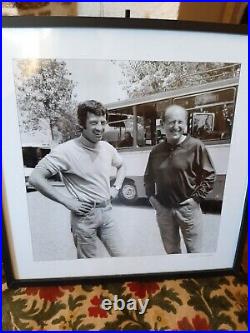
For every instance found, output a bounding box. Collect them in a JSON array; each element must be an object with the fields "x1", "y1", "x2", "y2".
[{"x1": 22, "y1": 144, "x2": 62, "y2": 191}]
